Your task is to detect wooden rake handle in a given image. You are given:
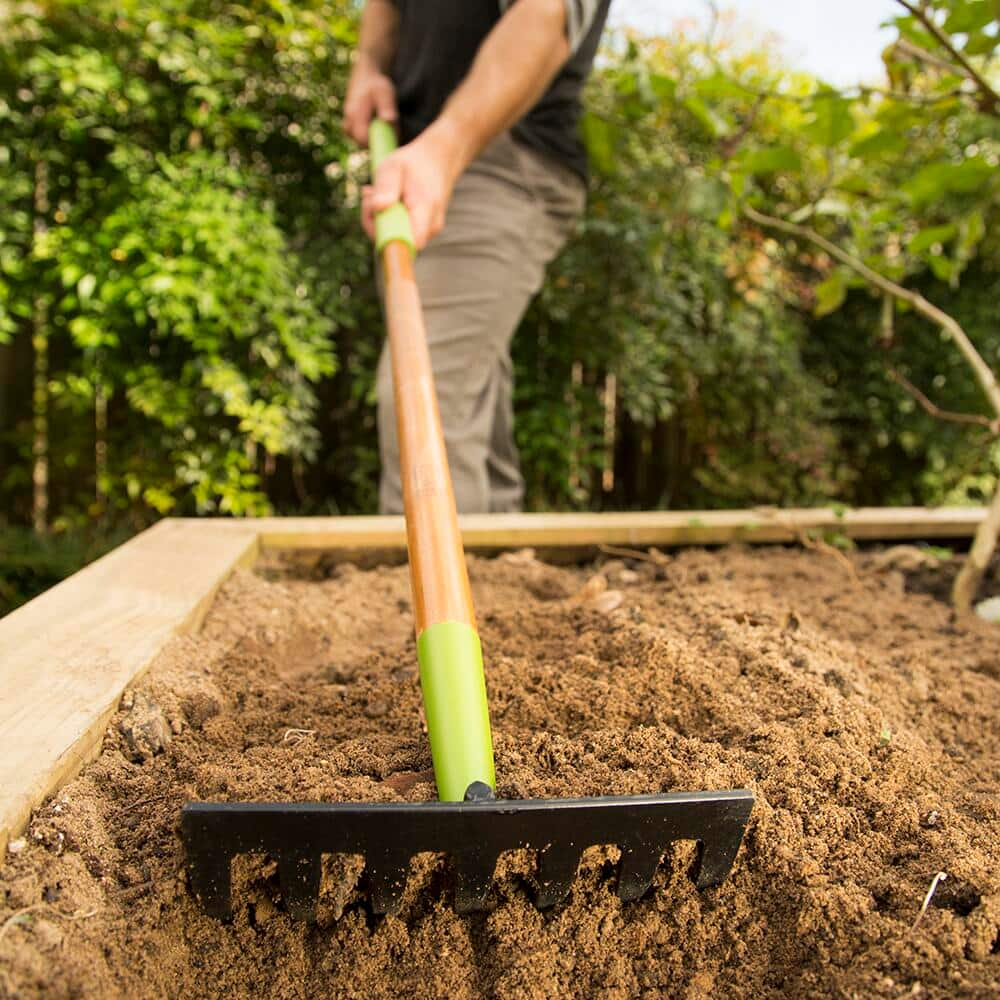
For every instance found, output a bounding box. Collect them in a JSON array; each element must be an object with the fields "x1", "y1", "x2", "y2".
[{"x1": 369, "y1": 120, "x2": 495, "y2": 801}]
